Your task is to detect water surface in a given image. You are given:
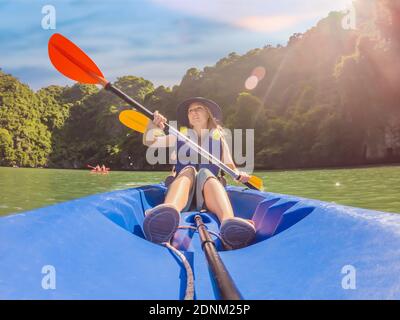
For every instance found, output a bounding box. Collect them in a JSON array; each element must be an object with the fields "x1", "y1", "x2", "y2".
[{"x1": 0, "y1": 166, "x2": 399, "y2": 216}]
